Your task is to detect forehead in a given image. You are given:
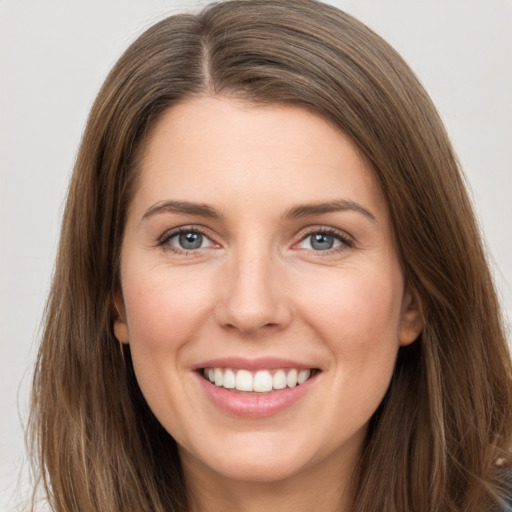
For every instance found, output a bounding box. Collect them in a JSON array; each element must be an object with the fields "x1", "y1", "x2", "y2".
[{"x1": 131, "y1": 95, "x2": 386, "y2": 221}]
